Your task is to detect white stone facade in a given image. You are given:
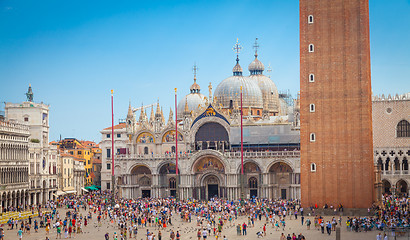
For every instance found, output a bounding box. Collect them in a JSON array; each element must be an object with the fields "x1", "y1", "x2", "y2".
[
  {"x1": 0, "y1": 120, "x2": 30, "y2": 212},
  {"x1": 372, "y1": 93, "x2": 410, "y2": 196},
  {"x1": 5, "y1": 101, "x2": 58, "y2": 205},
  {"x1": 101, "y1": 102, "x2": 301, "y2": 200}
]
